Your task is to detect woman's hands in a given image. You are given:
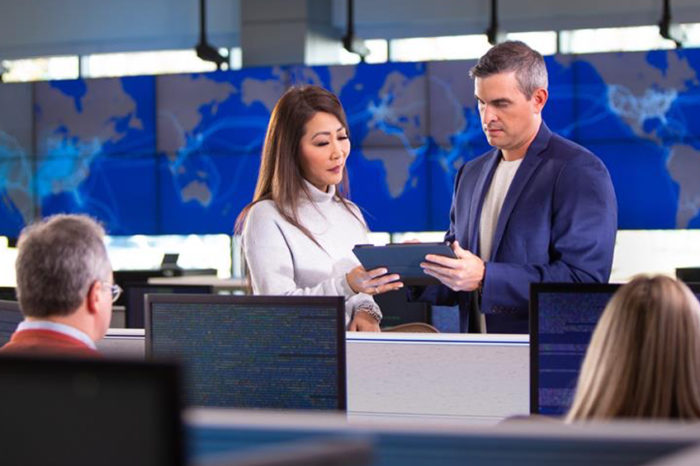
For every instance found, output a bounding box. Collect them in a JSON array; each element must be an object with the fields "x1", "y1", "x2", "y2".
[{"x1": 346, "y1": 266, "x2": 403, "y2": 295}]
